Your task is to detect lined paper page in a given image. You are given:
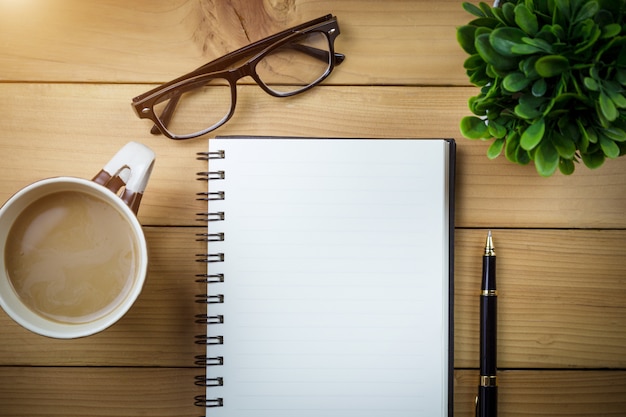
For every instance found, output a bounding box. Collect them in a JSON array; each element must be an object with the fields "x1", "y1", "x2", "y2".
[{"x1": 205, "y1": 138, "x2": 452, "y2": 417}]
